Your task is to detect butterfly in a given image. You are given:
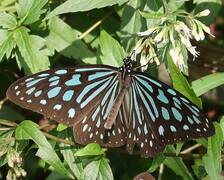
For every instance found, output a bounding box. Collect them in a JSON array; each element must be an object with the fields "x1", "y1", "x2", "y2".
[{"x1": 6, "y1": 56, "x2": 215, "y2": 157}]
